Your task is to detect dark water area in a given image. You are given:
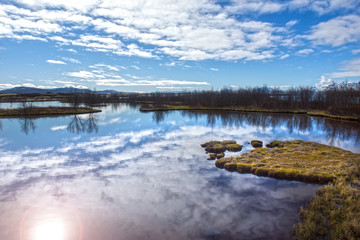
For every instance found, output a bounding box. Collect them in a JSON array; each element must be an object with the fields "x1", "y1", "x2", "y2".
[{"x1": 0, "y1": 103, "x2": 359, "y2": 240}]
